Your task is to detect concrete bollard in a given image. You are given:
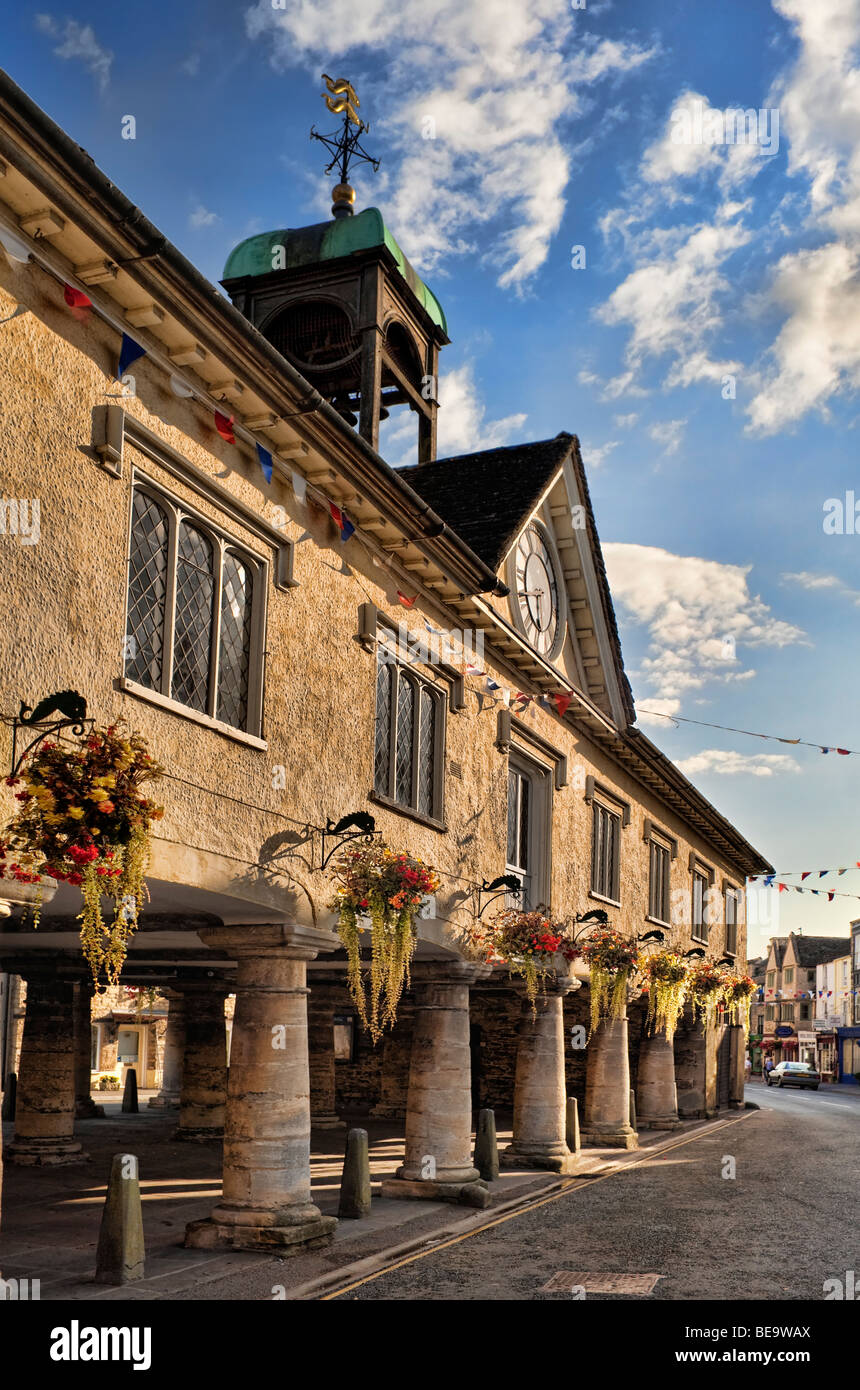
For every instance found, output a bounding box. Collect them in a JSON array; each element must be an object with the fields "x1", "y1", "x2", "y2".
[
  {"x1": 1, "y1": 1072, "x2": 16, "y2": 1122},
  {"x1": 474, "y1": 1108, "x2": 499, "y2": 1181},
  {"x1": 338, "y1": 1128, "x2": 371, "y2": 1219},
  {"x1": 565, "y1": 1097, "x2": 581, "y2": 1155},
  {"x1": 629, "y1": 1088, "x2": 637, "y2": 1133},
  {"x1": 122, "y1": 1069, "x2": 139, "y2": 1114},
  {"x1": 94, "y1": 1153, "x2": 145, "y2": 1284}
]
